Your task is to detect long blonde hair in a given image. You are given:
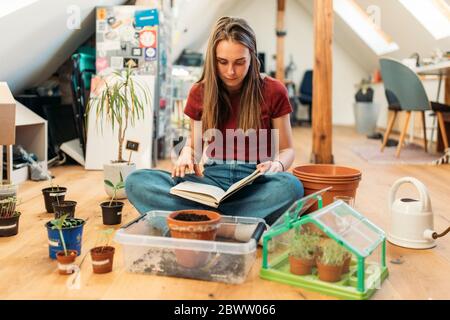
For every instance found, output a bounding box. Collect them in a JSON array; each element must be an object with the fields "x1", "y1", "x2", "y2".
[{"x1": 199, "y1": 16, "x2": 264, "y2": 132}]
